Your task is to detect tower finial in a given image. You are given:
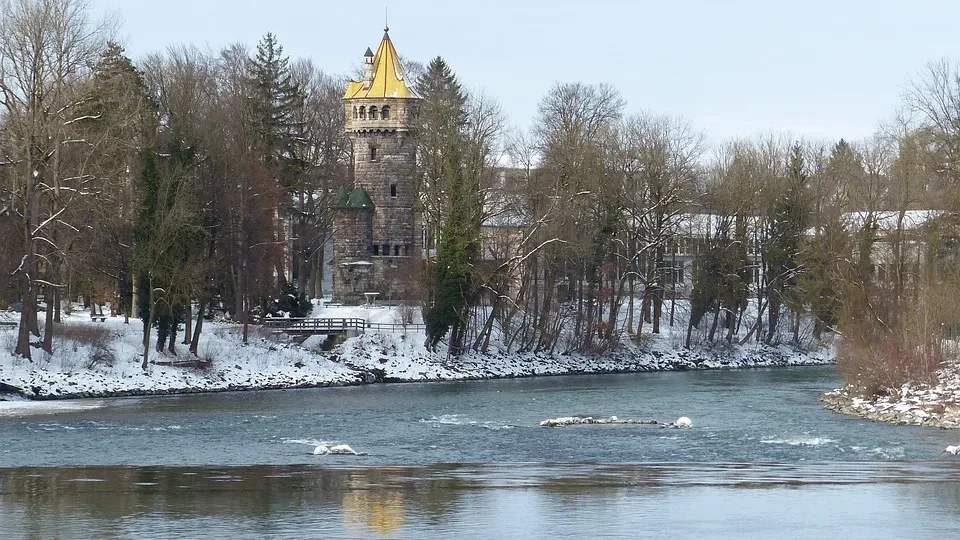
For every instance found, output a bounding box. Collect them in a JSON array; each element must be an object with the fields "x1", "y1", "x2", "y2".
[{"x1": 384, "y1": 7, "x2": 389, "y2": 33}]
